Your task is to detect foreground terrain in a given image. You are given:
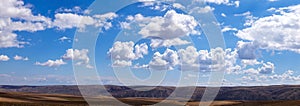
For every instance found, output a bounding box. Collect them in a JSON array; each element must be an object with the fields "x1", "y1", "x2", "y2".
[
  {"x1": 1, "y1": 91, "x2": 300, "y2": 106},
  {"x1": 1, "y1": 85, "x2": 300, "y2": 105}
]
